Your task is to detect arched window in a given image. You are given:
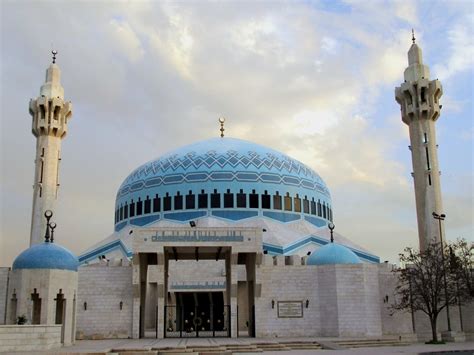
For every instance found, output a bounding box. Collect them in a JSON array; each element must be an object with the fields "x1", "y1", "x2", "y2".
[
  {"x1": 294, "y1": 194, "x2": 301, "y2": 212},
  {"x1": 163, "y1": 193, "x2": 171, "y2": 211},
  {"x1": 129, "y1": 200, "x2": 135, "y2": 217},
  {"x1": 119, "y1": 205, "x2": 123, "y2": 220},
  {"x1": 144, "y1": 196, "x2": 151, "y2": 214},
  {"x1": 224, "y1": 189, "x2": 234, "y2": 208},
  {"x1": 323, "y1": 202, "x2": 327, "y2": 219},
  {"x1": 174, "y1": 192, "x2": 183, "y2": 210},
  {"x1": 186, "y1": 190, "x2": 195, "y2": 209},
  {"x1": 317, "y1": 200, "x2": 322, "y2": 216},
  {"x1": 261, "y1": 190, "x2": 270, "y2": 209},
  {"x1": 237, "y1": 189, "x2": 246, "y2": 208},
  {"x1": 153, "y1": 194, "x2": 161, "y2": 212},
  {"x1": 273, "y1": 191, "x2": 282, "y2": 210},
  {"x1": 303, "y1": 196, "x2": 309, "y2": 214},
  {"x1": 310, "y1": 198, "x2": 316, "y2": 215},
  {"x1": 137, "y1": 198, "x2": 143, "y2": 215},
  {"x1": 124, "y1": 202, "x2": 129, "y2": 219},
  {"x1": 198, "y1": 190, "x2": 208, "y2": 209},
  {"x1": 249, "y1": 189, "x2": 259, "y2": 208},
  {"x1": 211, "y1": 189, "x2": 221, "y2": 208},
  {"x1": 284, "y1": 193, "x2": 292, "y2": 211}
]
